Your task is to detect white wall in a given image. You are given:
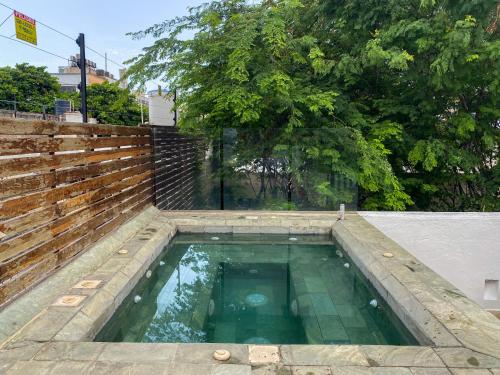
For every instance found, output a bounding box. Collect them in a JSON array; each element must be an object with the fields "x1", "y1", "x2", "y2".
[{"x1": 359, "y1": 212, "x2": 500, "y2": 311}]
